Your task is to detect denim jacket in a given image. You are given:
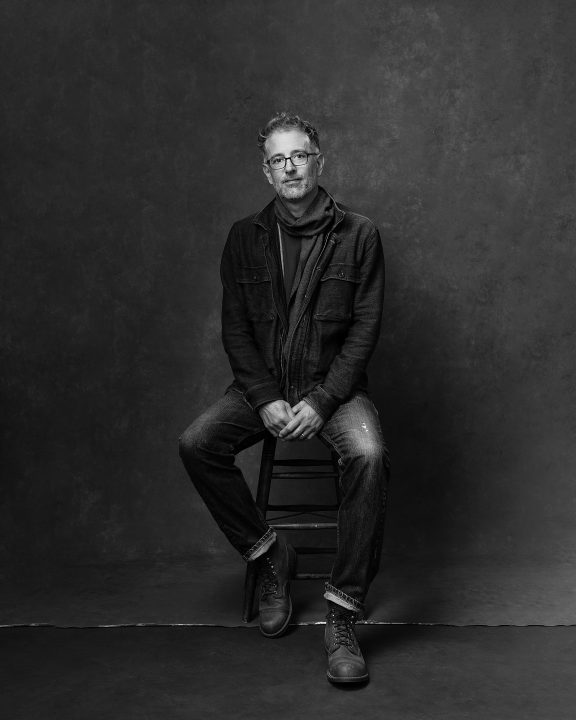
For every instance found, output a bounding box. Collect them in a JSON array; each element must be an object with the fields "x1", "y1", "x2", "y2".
[{"x1": 220, "y1": 191, "x2": 385, "y2": 421}]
